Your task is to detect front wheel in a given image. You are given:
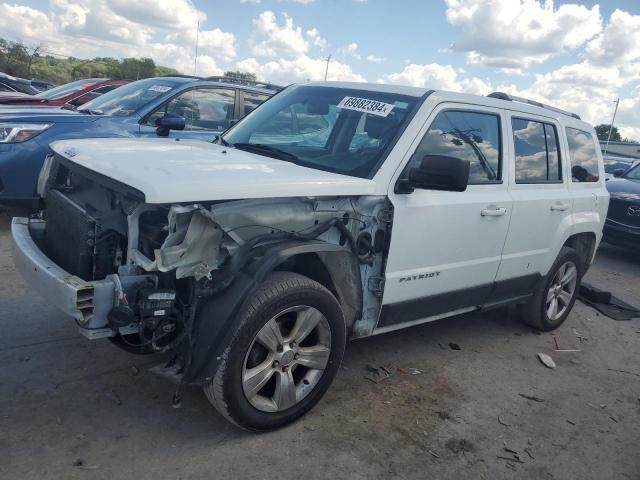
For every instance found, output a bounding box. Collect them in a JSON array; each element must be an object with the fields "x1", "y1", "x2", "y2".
[
  {"x1": 518, "y1": 246, "x2": 582, "y2": 331},
  {"x1": 203, "y1": 272, "x2": 346, "y2": 431}
]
